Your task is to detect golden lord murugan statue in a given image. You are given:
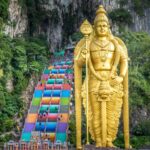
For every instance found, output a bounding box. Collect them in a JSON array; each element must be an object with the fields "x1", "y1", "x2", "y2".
[{"x1": 74, "y1": 5, "x2": 130, "y2": 149}]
